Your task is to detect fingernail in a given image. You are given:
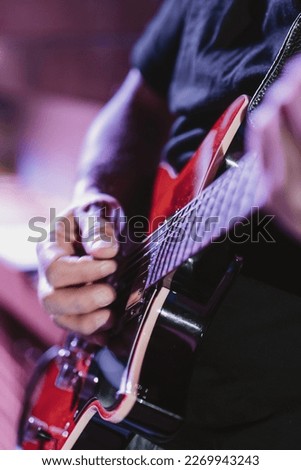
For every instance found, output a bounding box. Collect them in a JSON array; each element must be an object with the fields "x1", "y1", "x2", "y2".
[
  {"x1": 92, "y1": 238, "x2": 116, "y2": 250},
  {"x1": 95, "y1": 313, "x2": 106, "y2": 328},
  {"x1": 99, "y1": 260, "x2": 117, "y2": 277},
  {"x1": 96, "y1": 310, "x2": 112, "y2": 329}
]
